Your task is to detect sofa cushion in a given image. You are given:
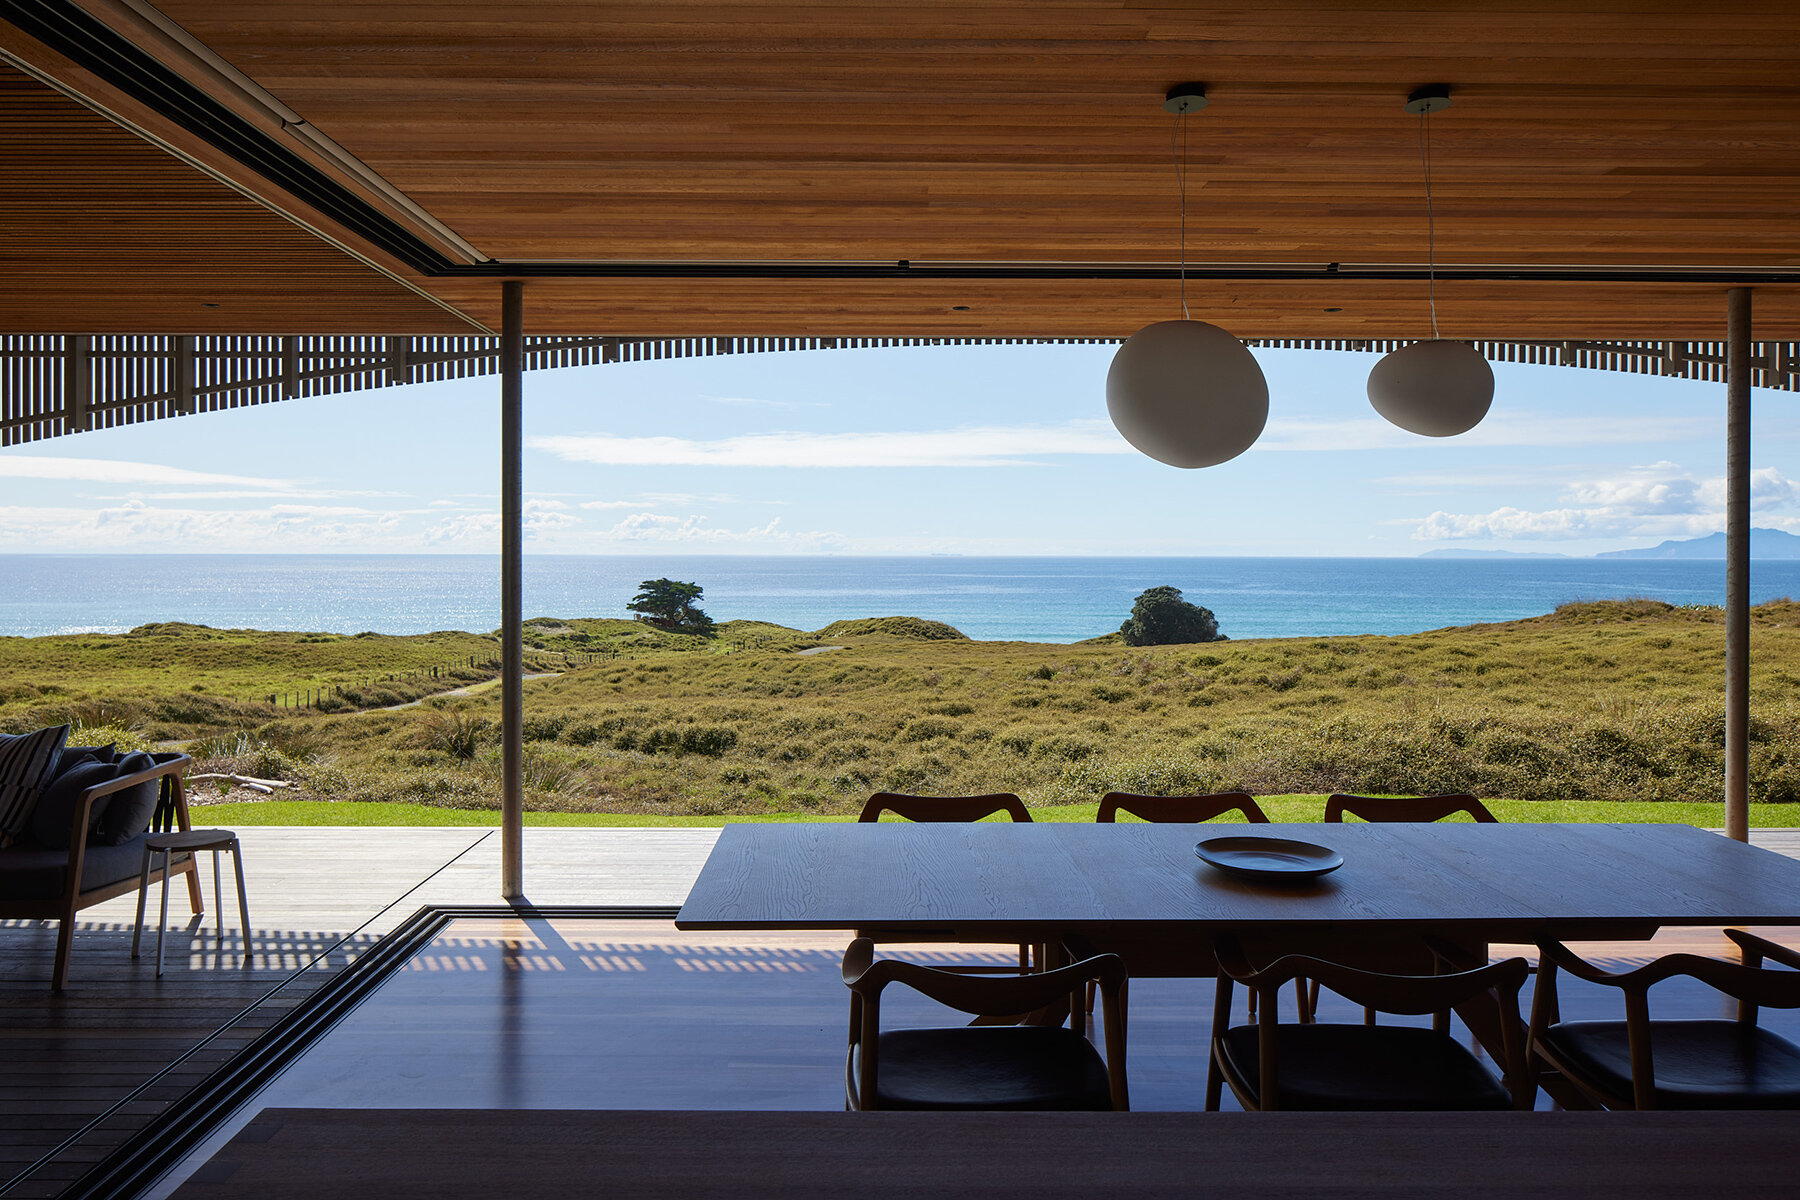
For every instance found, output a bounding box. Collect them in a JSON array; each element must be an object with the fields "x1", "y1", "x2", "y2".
[
  {"x1": 92, "y1": 751, "x2": 161, "y2": 847},
  {"x1": 64, "y1": 742, "x2": 118, "y2": 765},
  {"x1": 0, "y1": 726, "x2": 69, "y2": 847},
  {"x1": 0, "y1": 832, "x2": 175, "y2": 901},
  {"x1": 29, "y1": 755, "x2": 112, "y2": 849}
]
